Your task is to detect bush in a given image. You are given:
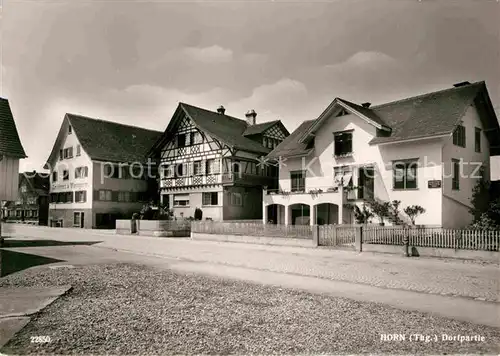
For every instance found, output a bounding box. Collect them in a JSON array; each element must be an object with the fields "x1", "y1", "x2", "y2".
[
  {"x1": 403, "y1": 205, "x2": 426, "y2": 225},
  {"x1": 367, "y1": 200, "x2": 390, "y2": 225},
  {"x1": 194, "y1": 208, "x2": 203, "y2": 221},
  {"x1": 353, "y1": 203, "x2": 373, "y2": 224}
]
